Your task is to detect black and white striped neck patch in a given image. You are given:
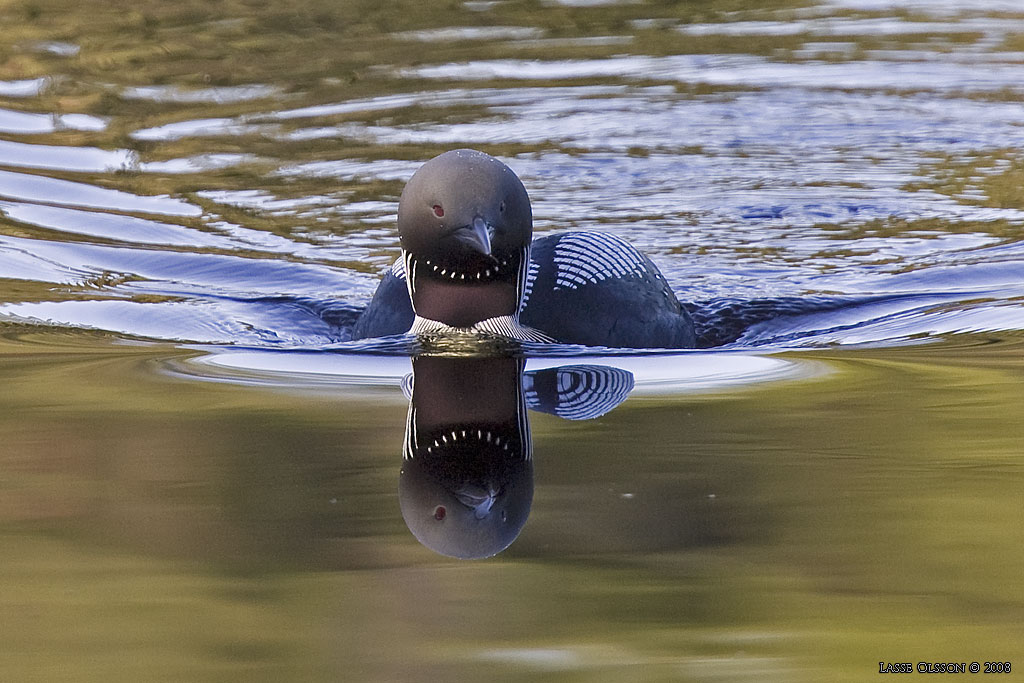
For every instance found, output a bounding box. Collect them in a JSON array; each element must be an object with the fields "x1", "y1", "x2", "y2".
[
  {"x1": 410, "y1": 314, "x2": 554, "y2": 343},
  {"x1": 519, "y1": 258, "x2": 541, "y2": 312}
]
